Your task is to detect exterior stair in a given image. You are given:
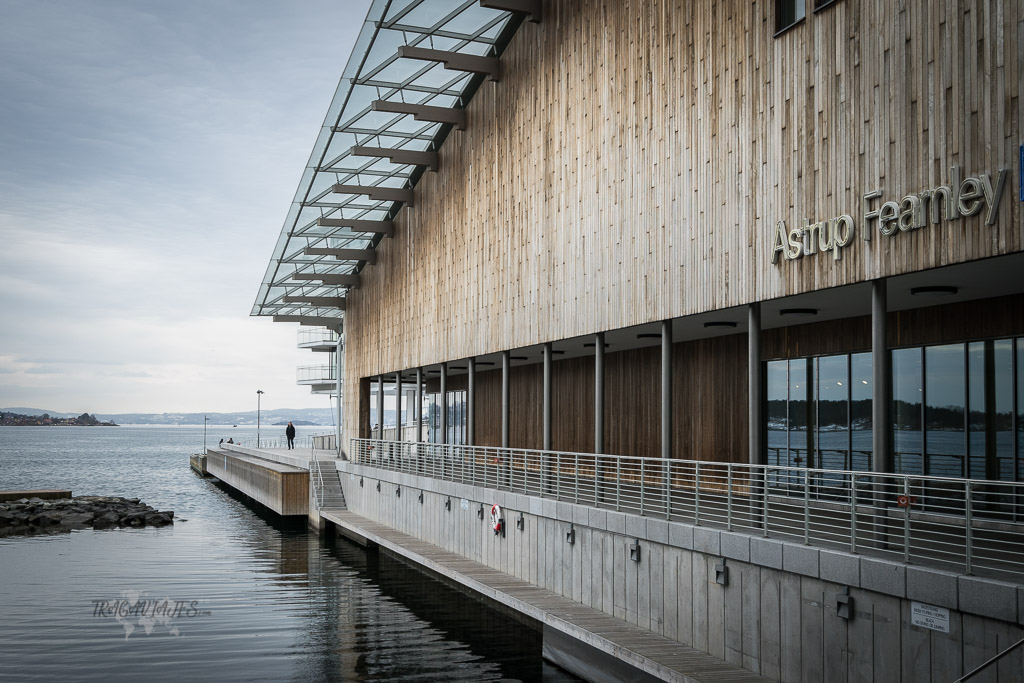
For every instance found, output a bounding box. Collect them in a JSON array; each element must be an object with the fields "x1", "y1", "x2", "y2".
[{"x1": 316, "y1": 459, "x2": 347, "y2": 509}]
